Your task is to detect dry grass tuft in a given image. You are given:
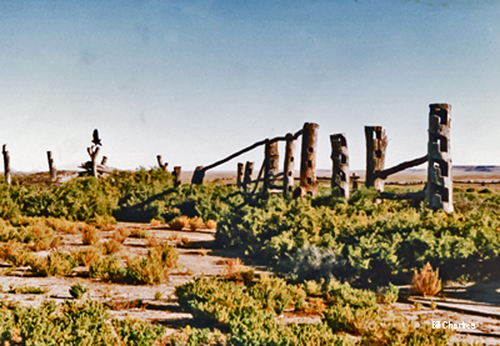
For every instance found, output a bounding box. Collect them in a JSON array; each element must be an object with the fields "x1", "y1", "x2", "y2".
[
  {"x1": 411, "y1": 262, "x2": 442, "y2": 297},
  {"x1": 150, "y1": 219, "x2": 162, "y2": 227},
  {"x1": 221, "y1": 258, "x2": 254, "y2": 283},
  {"x1": 81, "y1": 224, "x2": 101, "y2": 246},
  {"x1": 169, "y1": 216, "x2": 190, "y2": 230},
  {"x1": 112, "y1": 227, "x2": 131, "y2": 244},
  {"x1": 129, "y1": 228, "x2": 149, "y2": 239},
  {"x1": 101, "y1": 239, "x2": 122, "y2": 255},
  {"x1": 205, "y1": 219, "x2": 217, "y2": 230},
  {"x1": 188, "y1": 216, "x2": 204, "y2": 231},
  {"x1": 70, "y1": 247, "x2": 103, "y2": 267}
]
